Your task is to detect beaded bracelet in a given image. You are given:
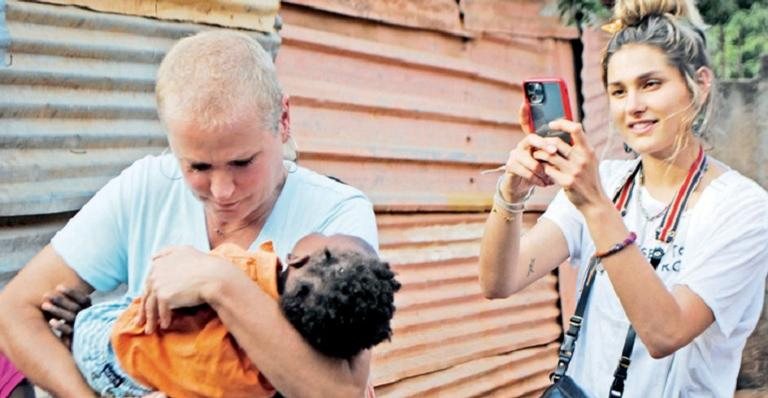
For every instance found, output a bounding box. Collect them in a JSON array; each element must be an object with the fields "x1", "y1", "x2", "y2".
[
  {"x1": 494, "y1": 176, "x2": 534, "y2": 214},
  {"x1": 595, "y1": 232, "x2": 637, "y2": 260}
]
